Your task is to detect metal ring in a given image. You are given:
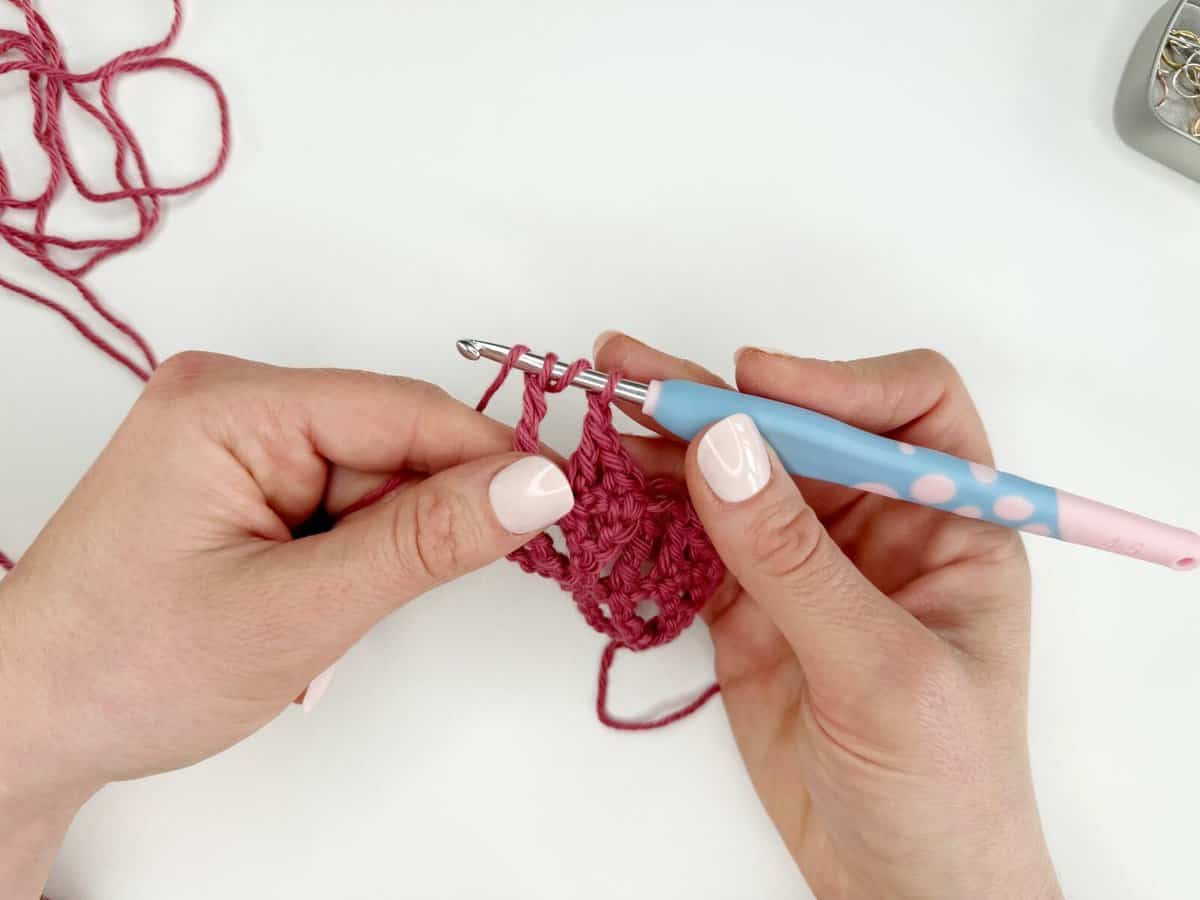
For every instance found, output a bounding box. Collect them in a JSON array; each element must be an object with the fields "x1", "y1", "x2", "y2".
[
  {"x1": 1185, "y1": 51, "x2": 1200, "y2": 90},
  {"x1": 1155, "y1": 69, "x2": 1171, "y2": 108},
  {"x1": 1163, "y1": 29, "x2": 1200, "y2": 69},
  {"x1": 1172, "y1": 62, "x2": 1200, "y2": 98},
  {"x1": 1192, "y1": 116, "x2": 1200, "y2": 139}
]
